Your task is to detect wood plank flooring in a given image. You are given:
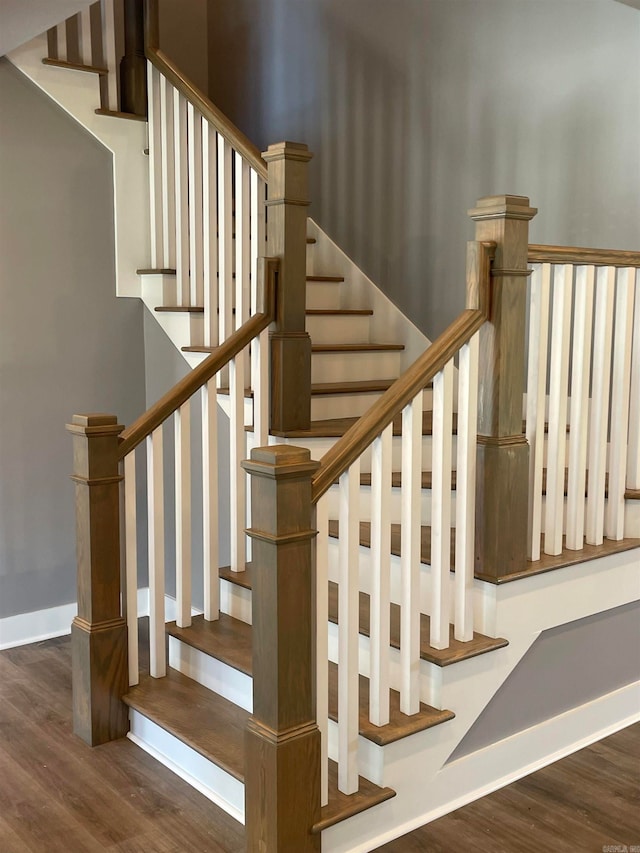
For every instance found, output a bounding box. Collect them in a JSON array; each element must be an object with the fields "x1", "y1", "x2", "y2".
[{"x1": 1, "y1": 636, "x2": 638, "y2": 852}]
